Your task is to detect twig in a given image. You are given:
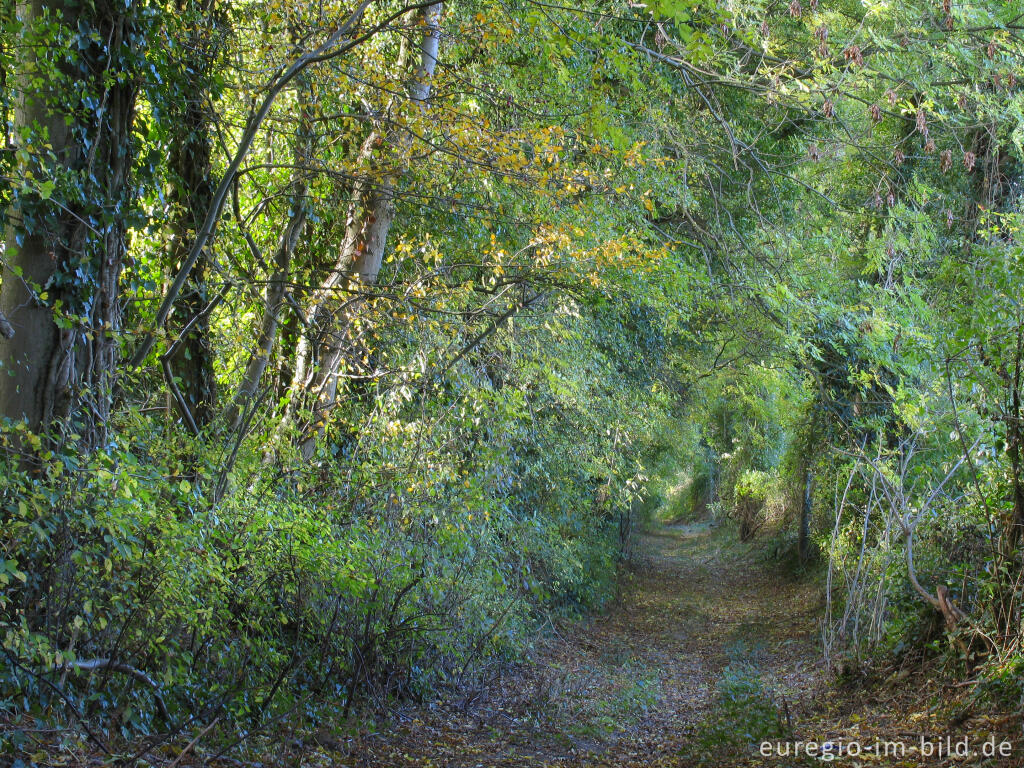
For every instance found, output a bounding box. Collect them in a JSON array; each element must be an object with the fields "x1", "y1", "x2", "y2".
[{"x1": 168, "y1": 716, "x2": 221, "y2": 768}]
